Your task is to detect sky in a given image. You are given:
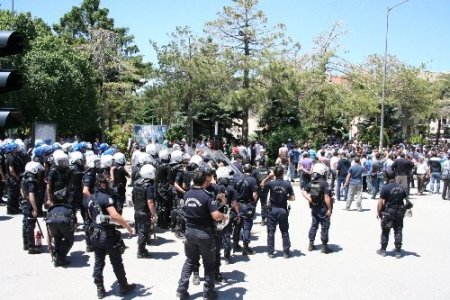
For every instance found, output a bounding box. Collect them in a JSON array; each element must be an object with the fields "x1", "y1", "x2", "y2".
[{"x1": 4, "y1": 0, "x2": 450, "y2": 72}]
